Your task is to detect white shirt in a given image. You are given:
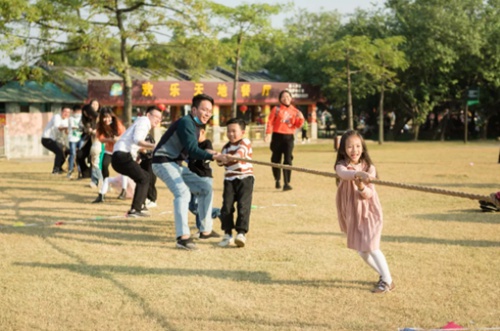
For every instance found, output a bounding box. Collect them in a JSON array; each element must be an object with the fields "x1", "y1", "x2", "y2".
[
  {"x1": 68, "y1": 114, "x2": 83, "y2": 143},
  {"x1": 113, "y1": 116, "x2": 151, "y2": 158},
  {"x1": 42, "y1": 114, "x2": 68, "y2": 141}
]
